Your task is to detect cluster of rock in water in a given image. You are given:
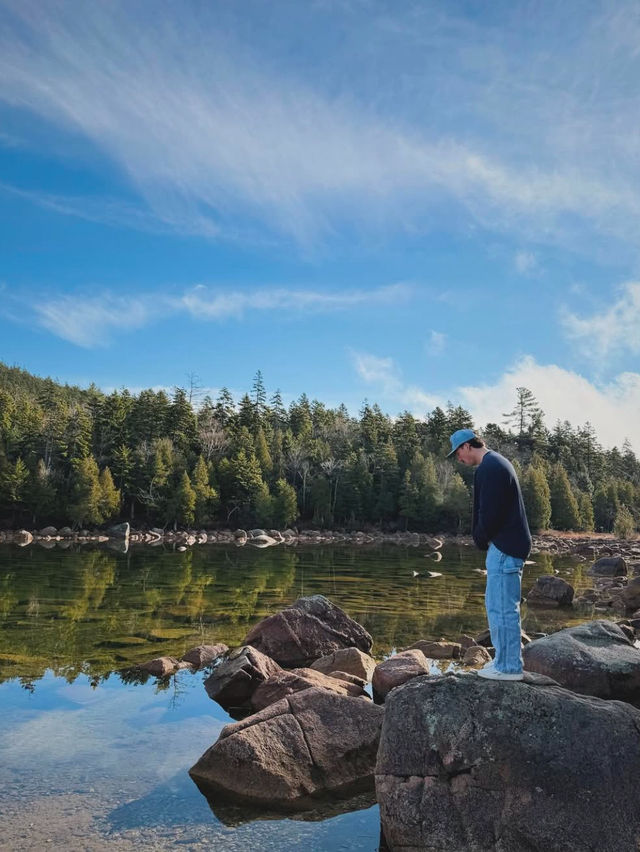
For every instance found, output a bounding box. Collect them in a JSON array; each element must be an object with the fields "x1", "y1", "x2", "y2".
[
  {"x1": 124, "y1": 550, "x2": 640, "y2": 852},
  {"x1": 0, "y1": 523, "x2": 448, "y2": 550}
]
